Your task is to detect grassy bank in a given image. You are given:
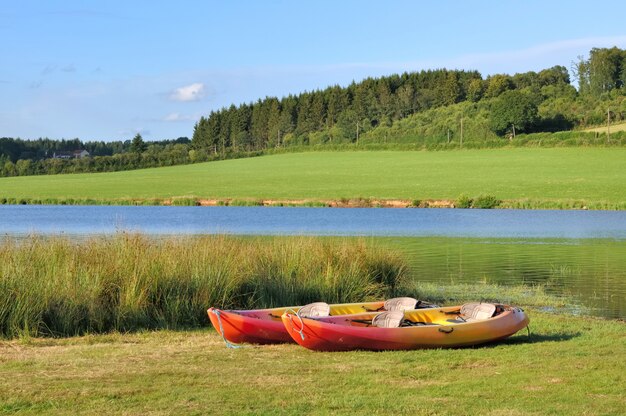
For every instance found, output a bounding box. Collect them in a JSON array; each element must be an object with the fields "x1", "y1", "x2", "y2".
[
  {"x1": 2, "y1": 148, "x2": 626, "y2": 208},
  {"x1": 3, "y1": 195, "x2": 626, "y2": 210},
  {"x1": 1, "y1": 312, "x2": 624, "y2": 415},
  {"x1": 0, "y1": 235, "x2": 406, "y2": 338}
]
